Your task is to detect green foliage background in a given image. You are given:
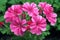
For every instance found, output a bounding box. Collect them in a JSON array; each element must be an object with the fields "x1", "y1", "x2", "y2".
[{"x1": 0, "y1": 0, "x2": 60, "y2": 40}]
